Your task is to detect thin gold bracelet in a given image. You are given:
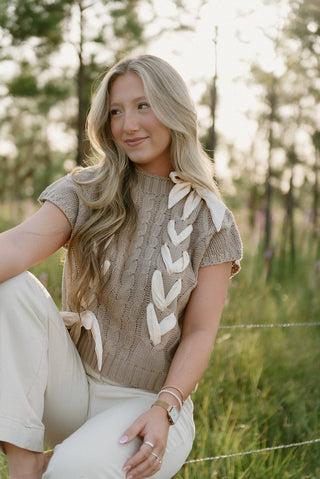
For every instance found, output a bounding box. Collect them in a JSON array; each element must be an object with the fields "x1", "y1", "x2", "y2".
[{"x1": 160, "y1": 385, "x2": 185, "y2": 404}]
